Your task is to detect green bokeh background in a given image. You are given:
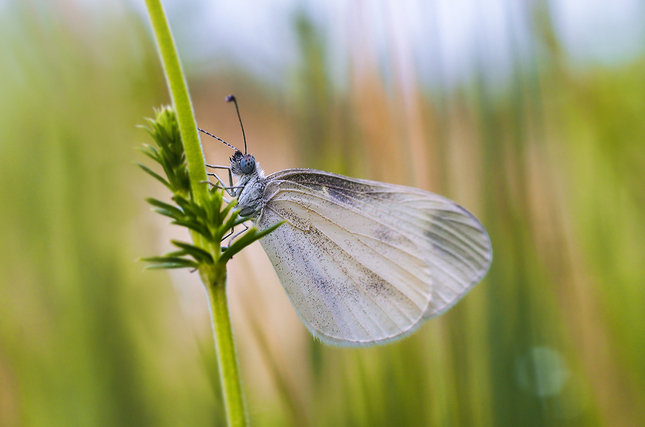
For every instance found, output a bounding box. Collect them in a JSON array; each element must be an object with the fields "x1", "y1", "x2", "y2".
[{"x1": 1, "y1": 1, "x2": 644, "y2": 426}]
